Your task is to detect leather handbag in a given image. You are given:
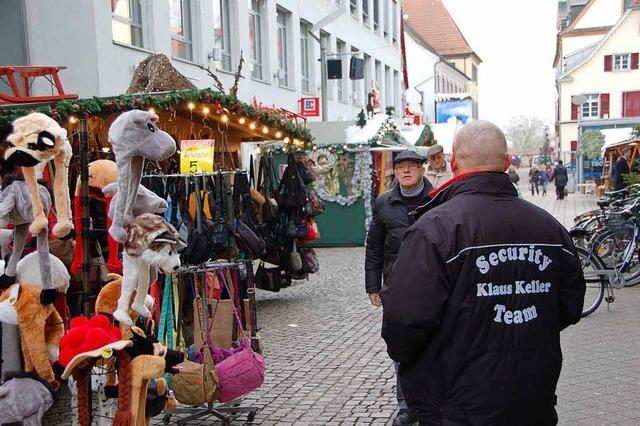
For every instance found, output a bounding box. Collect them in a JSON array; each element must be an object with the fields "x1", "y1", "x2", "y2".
[
  {"x1": 233, "y1": 171, "x2": 266, "y2": 258},
  {"x1": 254, "y1": 263, "x2": 287, "y2": 292},
  {"x1": 181, "y1": 177, "x2": 213, "y2": 265},
  {"x1": 300, "y1": 247, "x2": 320, "y2": 274}
]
